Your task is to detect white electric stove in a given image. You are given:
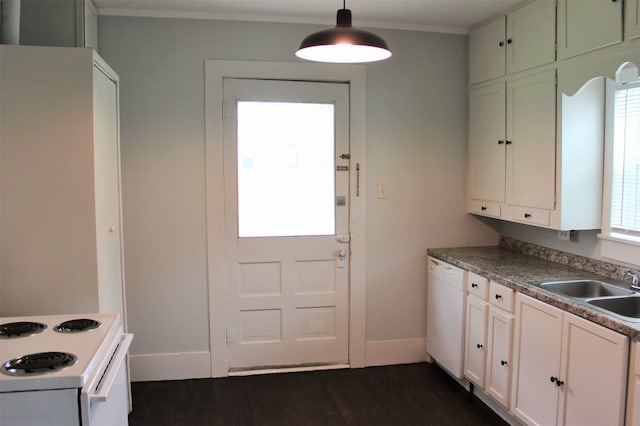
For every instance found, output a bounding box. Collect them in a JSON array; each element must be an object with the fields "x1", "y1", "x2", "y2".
[{"x1": 0, "y1": 313, "x2": 133, "y2": 426}]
